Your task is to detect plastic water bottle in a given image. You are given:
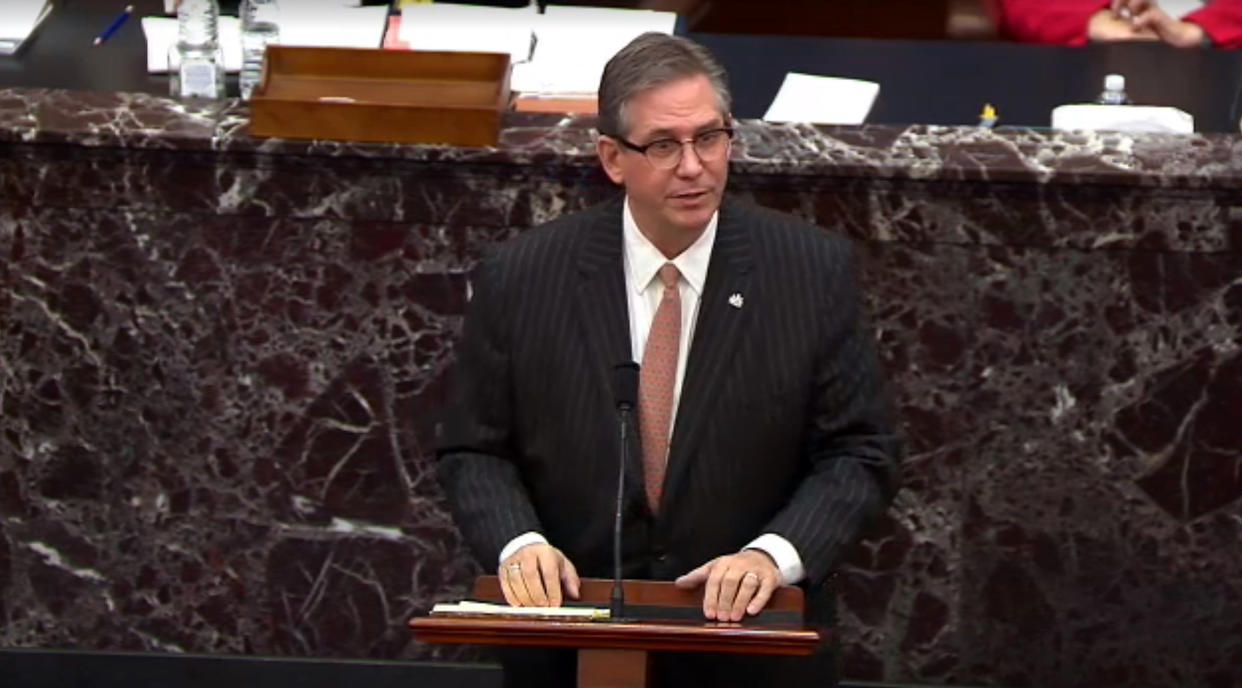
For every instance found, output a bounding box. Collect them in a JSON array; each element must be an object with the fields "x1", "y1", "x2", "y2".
[
  {"x1": 240, "y1": 0, "x2": 280, "y2": 100},
  {"x1": 1096, "y1": 74, "x2": 1130, "y2": 105},
  {"x1": 170, "y1": 0, "x2": 225, "y2": 99}
]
